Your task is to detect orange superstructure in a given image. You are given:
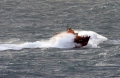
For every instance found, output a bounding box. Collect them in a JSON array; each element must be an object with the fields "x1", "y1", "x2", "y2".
[
  {"x1": 67, "y1": 28, "x2": 90, "y2": 47},
  {"x1": 67, "y1": 28, "x2": 75, "y2": 34}
]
